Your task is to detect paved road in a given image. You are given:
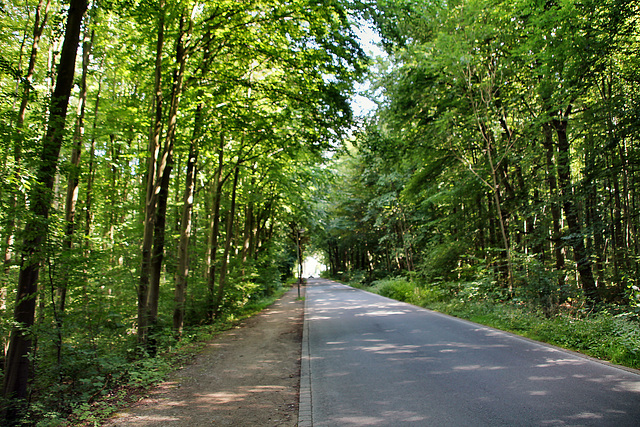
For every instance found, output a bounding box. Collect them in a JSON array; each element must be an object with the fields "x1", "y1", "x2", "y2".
[{"x1": 299, "y1": 279, "x2": 640, "y2": 426}]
